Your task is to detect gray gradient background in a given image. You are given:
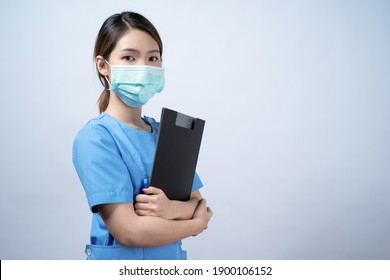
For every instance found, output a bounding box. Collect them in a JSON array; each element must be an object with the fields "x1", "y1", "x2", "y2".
[{"x1": 1, "y1": 0, "x2": 389, "y2": 259}]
